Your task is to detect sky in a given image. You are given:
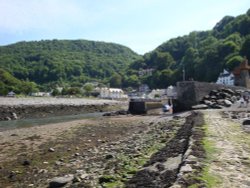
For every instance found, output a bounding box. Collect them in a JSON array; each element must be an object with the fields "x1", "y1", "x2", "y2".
[{"x1": 0, "y1": 0, "x2": 249, "y2": 54}]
